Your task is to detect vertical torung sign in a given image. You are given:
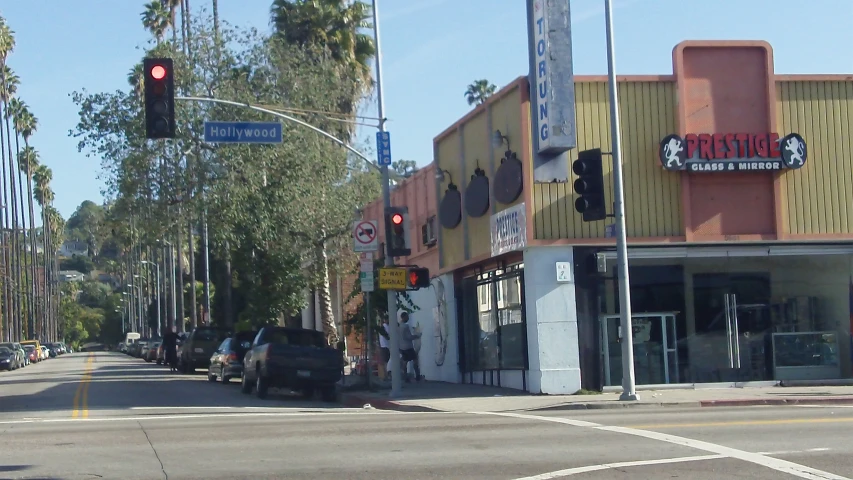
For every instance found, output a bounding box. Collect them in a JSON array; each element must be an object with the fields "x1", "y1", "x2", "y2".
[{"x1": 527, "y1": 0, "x2": 577, "y2": 182}]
